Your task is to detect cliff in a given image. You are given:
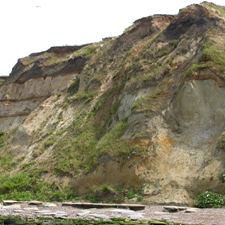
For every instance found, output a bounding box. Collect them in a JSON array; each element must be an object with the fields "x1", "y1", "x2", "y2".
[{"x1": 0, "y1": 2, "x2": 225, "y2": 205}]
